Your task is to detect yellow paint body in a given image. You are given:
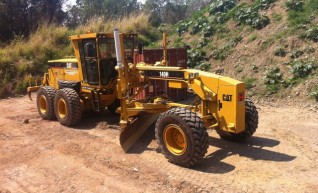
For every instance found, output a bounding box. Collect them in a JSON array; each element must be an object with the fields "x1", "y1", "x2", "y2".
[
  {"x1": 27, "y1": 32, "x2": 247, "y2": 141},
  {"x1": 133, "y1": 66, "x2": 246, "y2": 133}
]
